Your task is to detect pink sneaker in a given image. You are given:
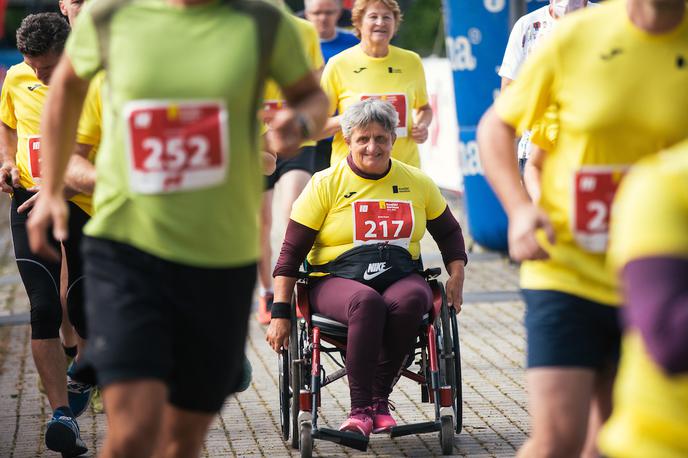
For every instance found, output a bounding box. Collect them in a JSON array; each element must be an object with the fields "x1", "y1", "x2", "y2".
[
  {"x1": 339, "y1": 407, "x2": 373, "y2": 437},
  {"x1": 372, "y1": 398, "x2": 397, "y2": 433}
]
